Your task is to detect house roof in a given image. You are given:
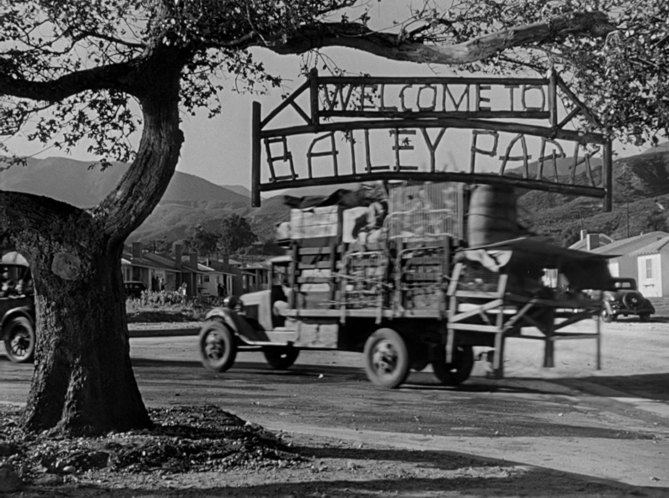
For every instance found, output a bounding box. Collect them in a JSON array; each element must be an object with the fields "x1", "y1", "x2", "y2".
[
  {"x1": 591, "y1": 231, "x2": 669, "y2": 257},
  {"x1": 628, "y1": 235, "x2": 669, "y2": 256},
  {"x1": 122, "y1": 251, "x2": 171, "y2": 270},
  {"x1": 144, "y1": 252, "x2": 179, "y2": 270},
  {"x1": 206, "y1": 260, "x2": 241, "y2": 275}
]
